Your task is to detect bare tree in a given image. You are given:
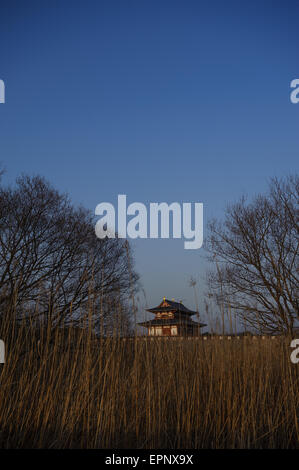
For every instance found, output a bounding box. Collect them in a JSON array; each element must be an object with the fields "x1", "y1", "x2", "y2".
[
  {"x1": 207, "y1": 175, "x2": 298, "y2": 334},
  {"x1": 0, "y1": 175, "x2": 139, "y2": 331}
]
